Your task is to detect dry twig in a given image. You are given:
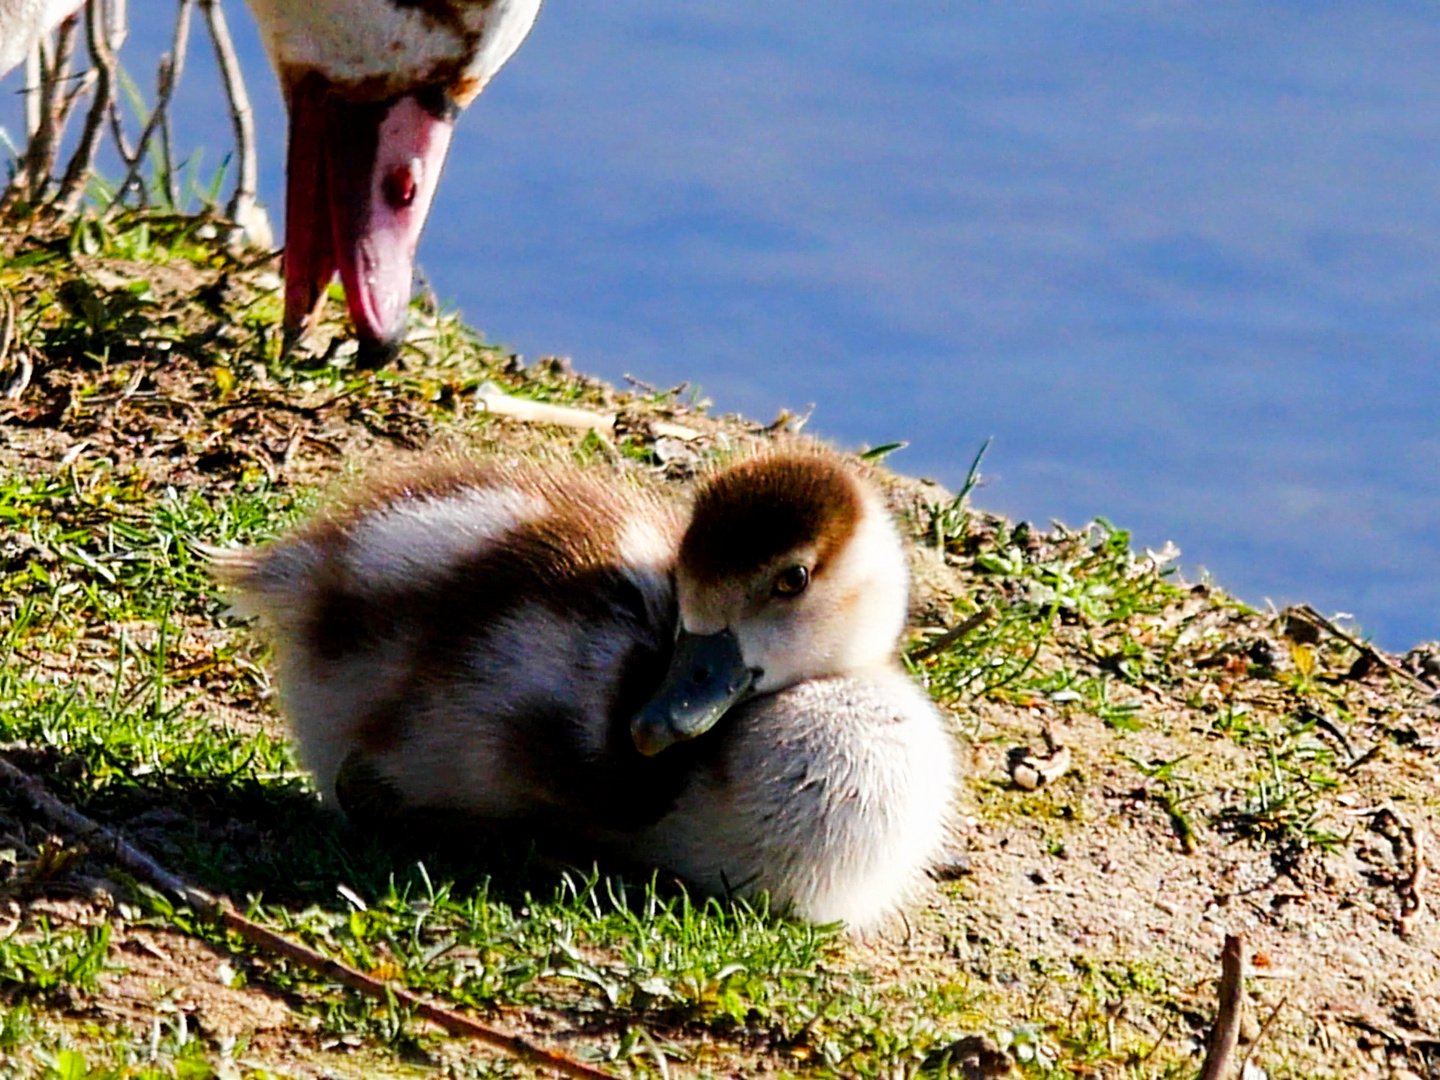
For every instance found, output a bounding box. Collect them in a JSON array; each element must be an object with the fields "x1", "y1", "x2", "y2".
[
  {"x1": 56, "y1": 0, "x2": 119, "y2": 212},
  {"x1": 3, "y1": 0, "x2": 264, "y2": 226},
  {"x1": 1287, "y1": 604, "x2": 1427, "y2": 692},
  {"x1": 1198, "y1": 934, "x2": 1245, "y2": 1080},
  {"x1": 2, "y1": 13, "x2": 81, "y2": 208},
  {"x1": 200, "y1": 0, "x2": 269, "y2": 245},
  {"x1": 1237, "y1": 993, "x2": 1288, "y2": 1077},
  {"x1": 0, "y1": 287, "x2": 33, "y2": 401},
  {"x1": 475, "y1": 383, "x2": 702, "y2": 441},
  {"x1": 113, "y1": 0, "x2": 193, "y2": 208},
  {"x1": 23, "y1": 50, "x2": 43, "y2": 137},
  {"x1": 0, "y1": 287, "x2": 13, "y2": 370},
  {"x1": 910, "y1": 605, "x2": 998, "y2": 661}
]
